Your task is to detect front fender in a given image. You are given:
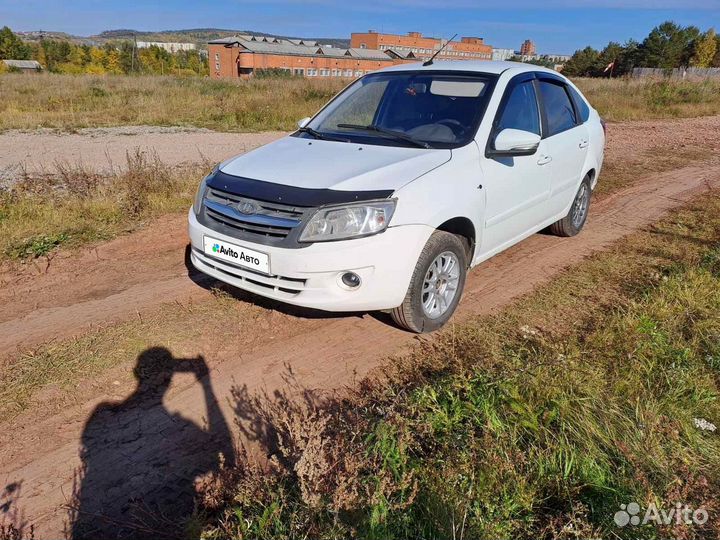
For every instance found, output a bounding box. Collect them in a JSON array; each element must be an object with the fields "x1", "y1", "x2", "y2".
[{"x1": 391, "y1": 143, "x2": 485, "y2": 257}]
